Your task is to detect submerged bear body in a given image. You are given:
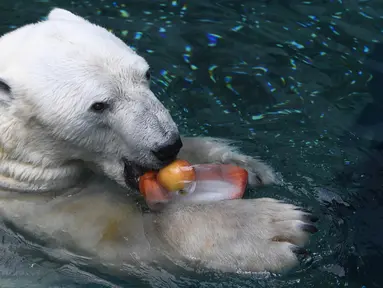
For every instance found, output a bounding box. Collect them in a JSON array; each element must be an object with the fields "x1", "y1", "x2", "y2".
[{"x1": 0, "y1": 8, "x2": 317, "y2": 277}]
